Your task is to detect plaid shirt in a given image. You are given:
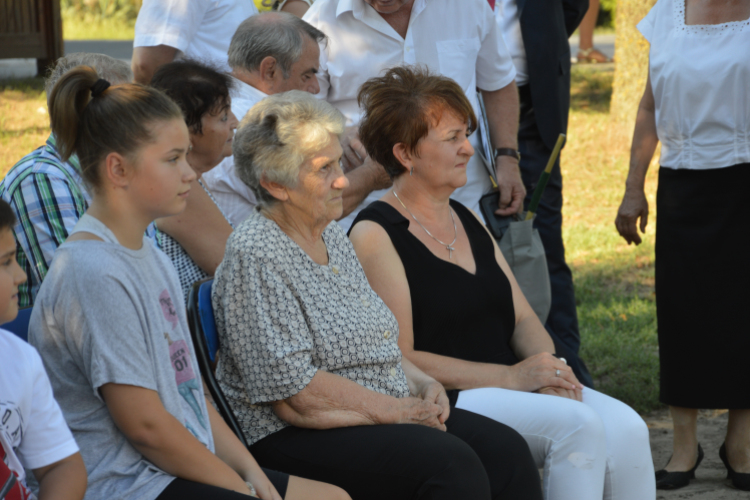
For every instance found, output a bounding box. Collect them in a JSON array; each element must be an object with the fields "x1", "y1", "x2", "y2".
[{"x1": 0, "y1": 136, "x2": 90, "y2": 307}]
